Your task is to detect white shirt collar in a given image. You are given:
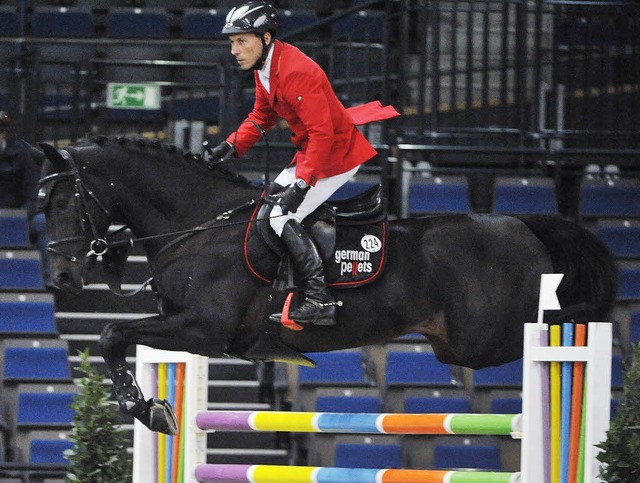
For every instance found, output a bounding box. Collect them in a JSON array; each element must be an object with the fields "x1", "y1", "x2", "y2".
[{"x1": 258, "y1": 42, "x2": 275, "y2": 93}]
